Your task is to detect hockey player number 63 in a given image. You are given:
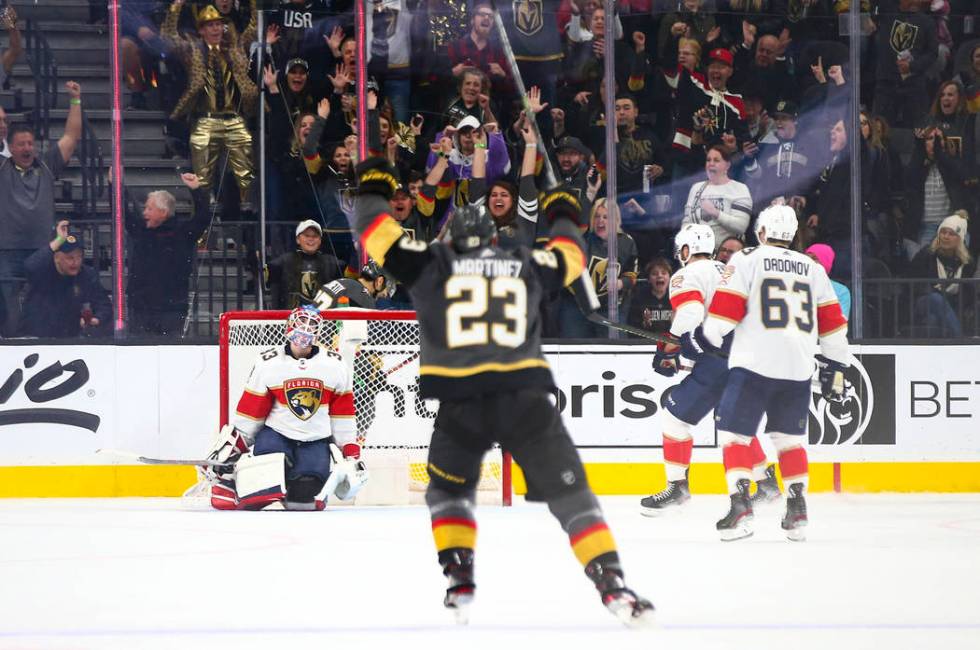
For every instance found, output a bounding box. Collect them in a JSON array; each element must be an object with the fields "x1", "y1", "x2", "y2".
[
  {"x1": 445, "y1": 276, "x2": 528, "y2": 348},
  {"x1": 760, "y1": 278, "x2": 814, "y2": 332}
]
